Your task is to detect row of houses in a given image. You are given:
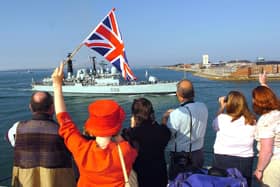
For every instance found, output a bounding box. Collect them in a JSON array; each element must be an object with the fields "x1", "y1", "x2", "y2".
[
  {"x1": 172, "y1": 60, "x2": 280, "y2": 80},
  {"x1": 222, "y1": 61, "x2": 280, "y2": 77}
]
